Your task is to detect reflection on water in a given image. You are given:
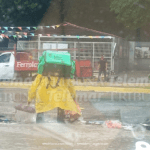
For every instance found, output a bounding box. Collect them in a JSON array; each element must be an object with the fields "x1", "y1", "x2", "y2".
[{"x1": 131, "y1": 124, "x2": 146, "y2": 140}]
